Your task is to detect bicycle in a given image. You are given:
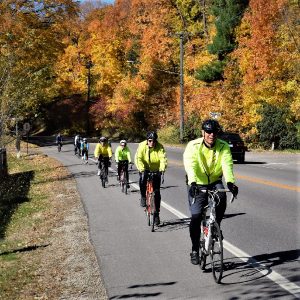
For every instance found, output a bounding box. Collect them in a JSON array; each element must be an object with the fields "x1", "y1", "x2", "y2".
[
  {"x1": 57, "y1": 142, "x2": 62, "y2": 152},
  {"x1": 198, "y1": 188, "x2": 235, "y2": 284},
  {"x1": 145, "y1": 171, "x2": 164, "y2": 232},
  {"x1": 98, "y1": 157, "x2": 108, "y2": 188},
  {"x1": 118, "y1": 161, "x2": 130, "y2": 194}
]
